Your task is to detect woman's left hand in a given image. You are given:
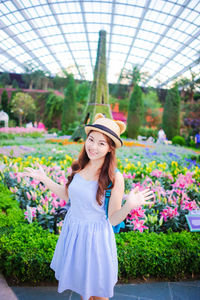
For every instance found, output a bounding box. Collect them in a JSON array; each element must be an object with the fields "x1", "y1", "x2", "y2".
[{"x1": 126, "y1": 187, "x2": 155, "y2": 210}]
